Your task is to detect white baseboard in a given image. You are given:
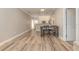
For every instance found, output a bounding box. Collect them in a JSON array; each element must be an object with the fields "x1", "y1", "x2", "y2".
[
  {"x1": 59, "y1": 37, "x2": 63, "y2": 39},
  {"x1": 74, "y1": 41, "x2": 79, "y2": 46},
  {"x1": 59, "y1": 36, "x2": 64, "y2": 41},
  {"x1": 0, "y1": 29, "x2": 31, "y2": 47},
  {"x1": 59, "y1": 36, "x2": 67, "y2": 41},
  {"x1": 73, "y1": 41, "x2": 79, "y2": 51}
]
